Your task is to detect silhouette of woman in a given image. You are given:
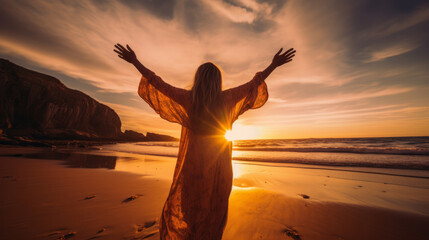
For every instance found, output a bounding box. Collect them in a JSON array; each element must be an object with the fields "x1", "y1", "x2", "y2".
[{"x1": 114, "y1": 44, "x2": 296, "y2": 240}]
